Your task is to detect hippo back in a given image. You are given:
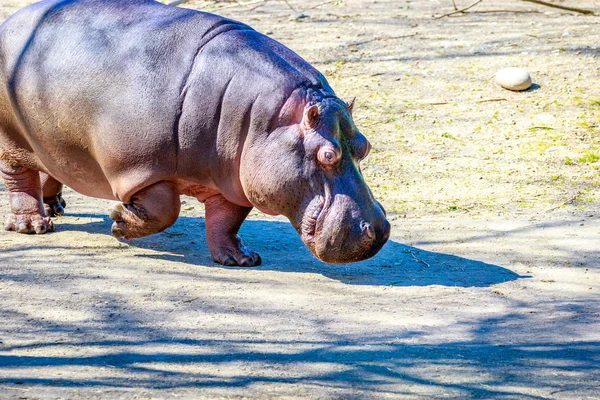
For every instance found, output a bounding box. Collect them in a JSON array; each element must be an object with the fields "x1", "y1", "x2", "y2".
[{"x1": 0, "y1": 0, "x2": 332, "y2": 202}]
